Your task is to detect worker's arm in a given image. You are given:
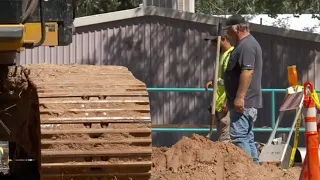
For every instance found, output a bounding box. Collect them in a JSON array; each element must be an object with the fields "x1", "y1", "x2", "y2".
[
  {"x1": 236, "y1": 70, "x2": 253, "y2": 99},
  {"x1": 234, "y1": 44, "x2": 256, "y2": 112},
  {"x1": 222, "y1": 98, "x2": 228, "y2": 113}
]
